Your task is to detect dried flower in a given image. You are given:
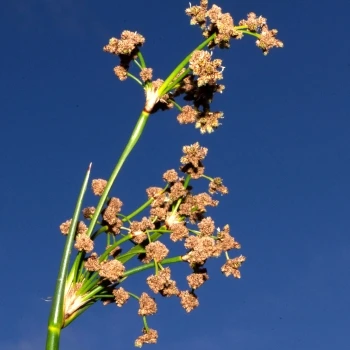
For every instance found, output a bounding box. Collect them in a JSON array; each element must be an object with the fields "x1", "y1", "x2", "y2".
[
  {"x1": 82, "y1": 206, "x2": 96, "y2": 219},
  {"x1": 92, "y1": 179, "x2": 107, "y2": 196},
  {"x1": 130, "y1": 217, "x2": 155, "y2": 244},
  {"x1": 59, "y1": 220, "x2": 87, "y2": 236},
  {"x1": 102, "y1": 197, "x2": 123, "y2": 225},
  {"x1": 163, "y1": 169, "x2": 179, "y2": 183},
  {"x1": 189, "y1": 50, "x2": 224, "y2": 86},
  {"x1": 144, "y1": 241, "x2": 169, "y2": 263},
  {"x1": 169, "y1": 181, "x2": 187, "y2": 201},
  {"x1": 138, "y1": 292, "x2": 157, "y2": 316},
  {"x1": 74, "y1": 233, "x2": 94, "y2": 252},
  {"x1": 84, "y1": 253, "x2": 100, "y2": 271},
  {"x1": 217, "y1": 225, "x2": 241, "y2": 251},
  {"x1": 169, "y1": 222, "x2": 189, "y2": 242},
  {"x1": 187, "y1": 271, "x2": 209, "y2": 289},
  {"x1": 221, "y1": 255, "x2": 246, "y2": 278},
  {"x1": 256, "y1": 25, "x2": 284, "y2": 55},
  {"x1": 135, "y1": 328, "x2": 158, "y2": 348},
  {"x1": 198, "y1": 217, "x2": 215, "y2": 236},
  {"x1": 140, "y1": 68, "x2": 153, "y2": 82},
  {"x1": 183, "y1": 236, "x2": 216, "y2": 265},
  {"x1": 113, "y1": 287, "x2": 130, "y2": 307},
  {"x1": 103, "y1": 31, "x2": 145, "y2": 56},
  {"x1": 99, "y1": 259, "x2": 125, "y2": 281},
  {"x1": 179, "y1": 291, "x2": 199, "y2": 312},
  {"x1": 209, "y1": 177, "x2": 228, "y2": 195},
  {"x1": 147, "y1": 267, "x2": 179, "y2": 296}
]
